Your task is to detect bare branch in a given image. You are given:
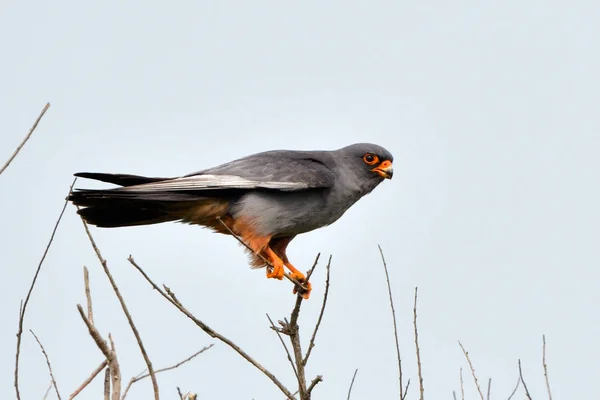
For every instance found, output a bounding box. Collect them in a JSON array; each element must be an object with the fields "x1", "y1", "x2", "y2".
[
  {"x1": 267, "y1": 314, "x2": 299, "y2": 383},
  {"x1": 506, "y1": 375, "x2": 520, "y2": 400},
  {"x1": 83, "y1": 266, "x2": 94, "y2": 325},
  {"x1": 30, "y1": 330, "x2": 62, "y2": 400},
  {"x1": 413, "y1": 287, "x2": 424, "y2": 400},
  {"x1": 43, "y1": 381, "x2": 53, "y2": 400},
  {"x1": 518, "y1": 359, "x2": 532, "y2": 400},
  {"x1": 1, "y1": 102, "x2": 50, "y2": 176},
  {"x1": 346, "y1": 369, "x2": 359, "y2": 400},
  {"x1": 378, "y1": 245, "x2": 404, "y2": 400},
  {"x1": 458, "y1": 341, "x2": 484, "y2": 400},
  {"x1": 15, "y1": 179, "x2": 75, "y2": 400},
  {"x1": 122, "y1": 345, "x2": 214, "y2": 400},
  {"x1": 401, "y1": 379, "x2": 410, "y2": 400},
  {"x1": 543, "y1": 335, "x2": 553, "y2": 400},
  {"x1": 68, "y1": 360, "x2": 108, "y2": 399},
  {"x1": 307, "y1": 376, "x2": 323, "y2": 395},
  {"x1": 104, "y1": 367, "x2": 110, "y2": 400},
  {"x1": 127, "y1": 255, "x2": 296, "y2": 400},
  {"x1": 459, "y1": 368, "x2": 464, "y2": 400},
  {"x1": 303, "y1": 256, "x2": 331, "y2": 366},
  {"x1": 78, "y1": 217, "x2": 159, "y2": 400},
  {"x1": 76, "y1": 304, "x2": 121, "y2": 400},
  {"x1": 486, "y1": 378, "x2": 491, "y2": 400}
]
